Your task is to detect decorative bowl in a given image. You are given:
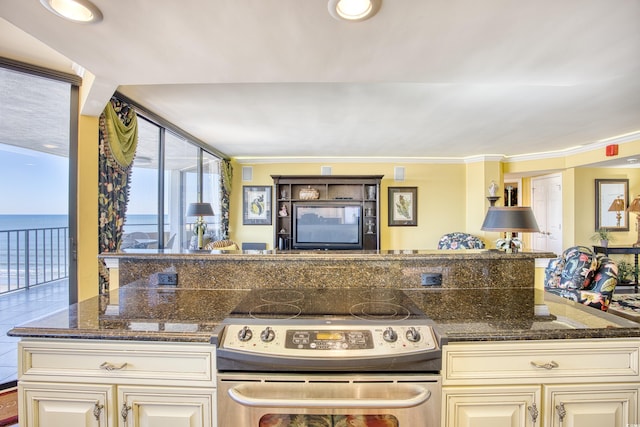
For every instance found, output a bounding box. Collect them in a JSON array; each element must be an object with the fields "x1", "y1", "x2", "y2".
[{"x1": 299, "y1": 186, "x2": 320, "y2": 200}]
